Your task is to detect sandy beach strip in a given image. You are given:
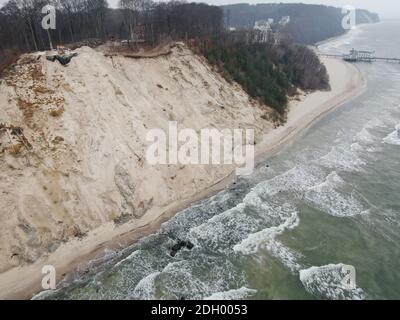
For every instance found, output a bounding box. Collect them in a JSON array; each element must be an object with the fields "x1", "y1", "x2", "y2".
[{"x1": 0, "y1": 57, "x2": 365, "y2": 300}]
